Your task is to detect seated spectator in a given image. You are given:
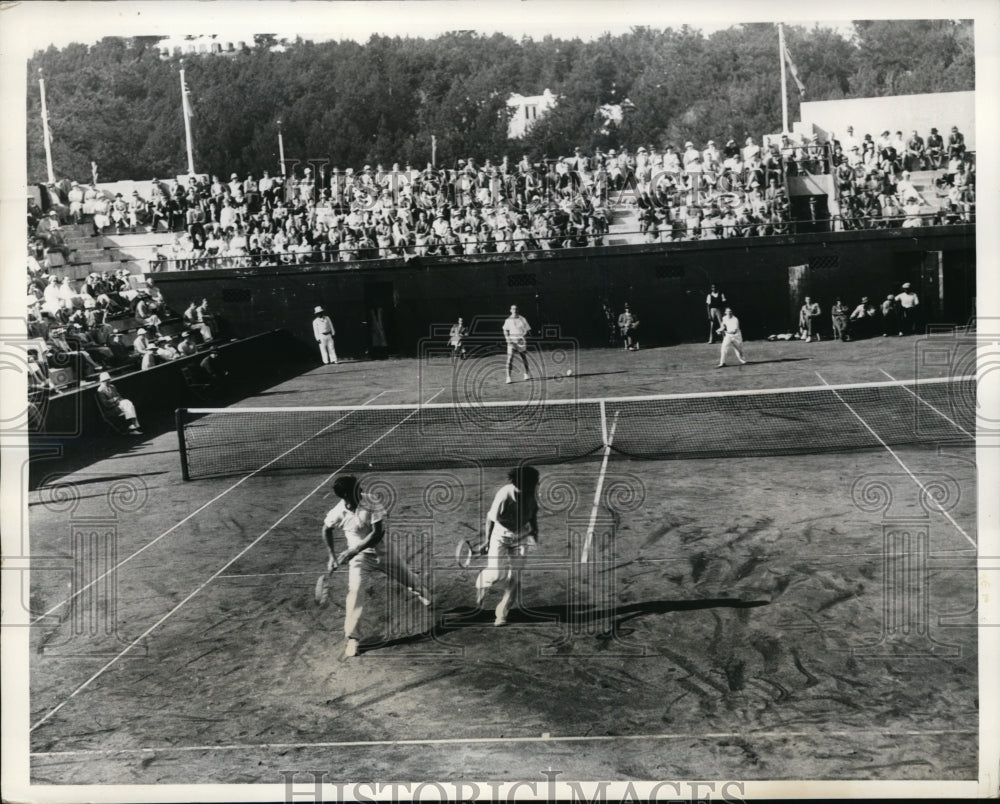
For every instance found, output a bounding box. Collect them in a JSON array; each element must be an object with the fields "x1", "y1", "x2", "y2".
[
  {"x1": 134, "y1": 292, "x2": 164, "y2": 332},
  {"x1": 67, "y1": 181, "x2": 86, "y2": 223},
  {"x1": 35, "y1": 210, "x2": 70, "y2": 260},
  {"x1": 926, "y1": 128, "x2": 944, "y2": 169},
  {"x1": 798, "y1": 296, "x2": 821, "y2": 341},
  {"x1": 947, "y1": 126, "x2": 966, "y2": 161},
  {"x1": 849, "y1": 296, "x2": 878, "y2": 339},
  {"x1": 153, "y1": 335, "x2": 180, "y2": 362},
  {"x1": 132, "y1": 327, "x2": 153, "y2": 367},
  {"x1": 110, "y1": 193, "x2": 129, "y2": 234},
  {"x1": 199, "y1": 348, "x2": 229, "y2": 385},
  {"x1": 107, "y1": 332, "x2": 136, "y2": 368},
  {"x1": 901, "y1": 195, "x2": 924, "y2": 228},
  {"x1": 64, "y1": 322, "x2": 114, "y2": 366},
  {"x1": 177, "y1": 330, "x2": 199, "y2": 357},
  {"x1": 95, "y1": 372, "x2": 142, "y2": 434},
  {"x1": 47, "y1": 325, "x2": 103, "y2": 378},
  {"x1": 904, "y1": 130, "x2": 925, "y2": 171},
  {"x1": 196, "y1": 298, "x2": 216, "y2": 341}
]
